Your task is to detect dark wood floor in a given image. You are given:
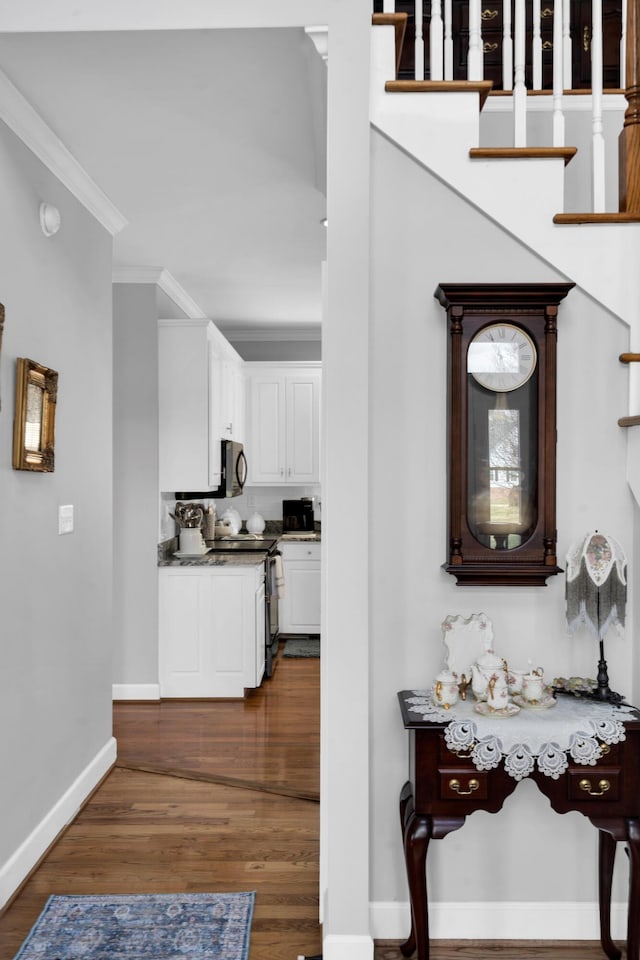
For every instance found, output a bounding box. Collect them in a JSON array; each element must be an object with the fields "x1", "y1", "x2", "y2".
[{"x1": 0, "y1": 649, "x2": 607, "y2": 959}]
